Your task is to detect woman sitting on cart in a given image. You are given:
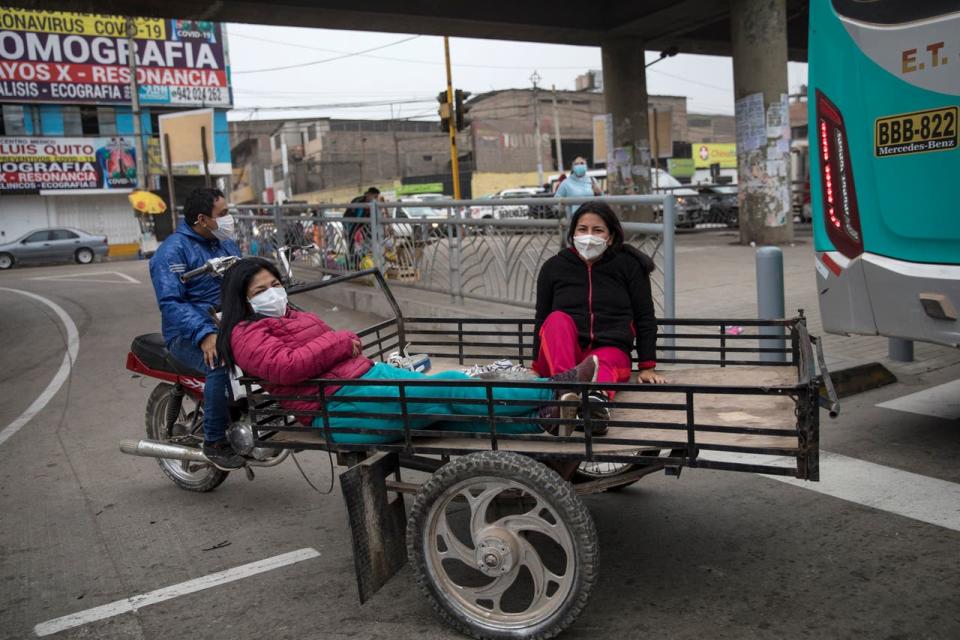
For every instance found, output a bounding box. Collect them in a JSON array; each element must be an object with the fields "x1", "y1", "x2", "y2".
[
  {"x1": 533, "y1": 201, "x2": 666, "y2": 426},
  {"x1": 217, "y1": 257, "x2": 598, "y2": 444}
]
